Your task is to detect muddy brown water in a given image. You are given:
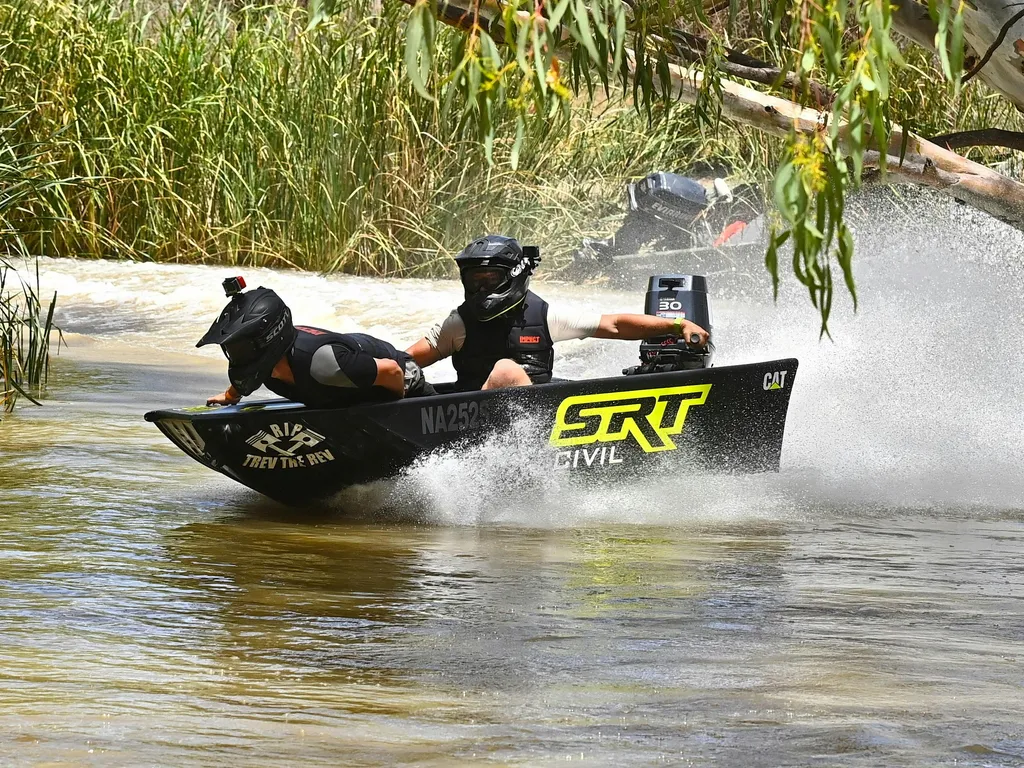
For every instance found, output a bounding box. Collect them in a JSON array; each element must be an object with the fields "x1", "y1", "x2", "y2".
[{"x1": 2, "y1": 230, "x2": 1024, "y2": 765}]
